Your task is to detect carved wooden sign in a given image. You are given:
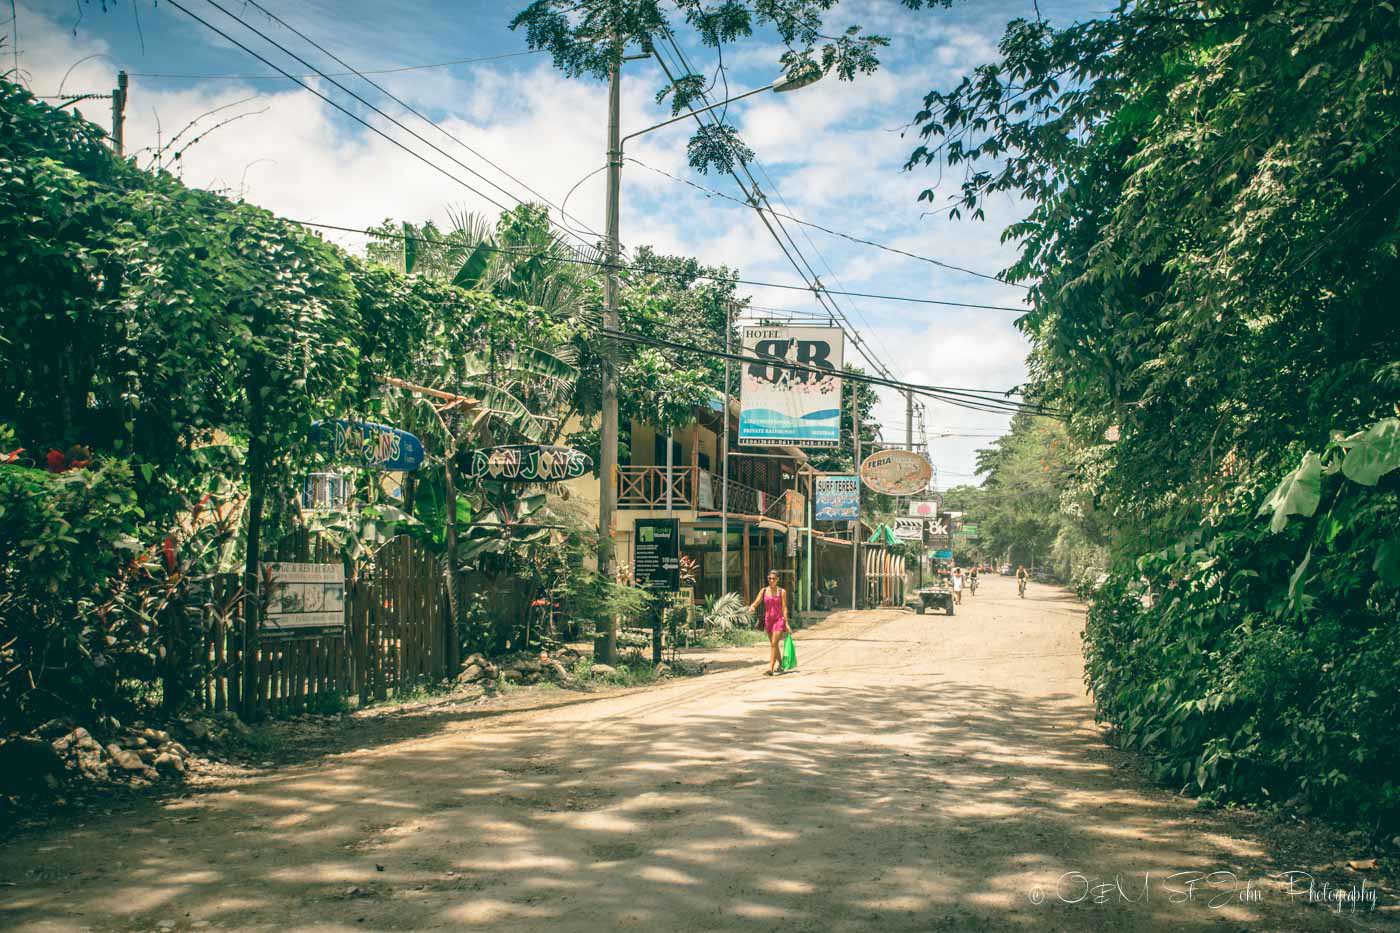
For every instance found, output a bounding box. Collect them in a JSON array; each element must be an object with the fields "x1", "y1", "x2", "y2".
[{"x1": 463, "y1": 445, "x2": 592, "y2": 483}]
